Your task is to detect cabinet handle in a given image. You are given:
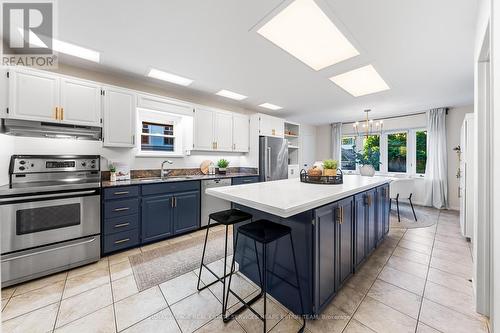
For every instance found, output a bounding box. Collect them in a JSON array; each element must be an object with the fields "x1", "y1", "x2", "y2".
[
  {"x1": 132, "y1": 135, "x2": 135, "y2": 145},
  {"x1": 340, "y1": 206, "x2": 344, "y2": 224},
  {"x1": 114, "y1": 207, "x2": 130, "y2": 212},
  {"x1": 114, "y1": 222, "x2": 130, "y2": 228},
  {"x1": 215, "y1": 142, "x2": 218, "y2": 149},
  {"x1": 54, "y1": 107, "x2": 59, "y2": 120},
  {"x1": 171, "y1": 197, "x2": 174, "y2": 208},
  {"x1": 60, "y1": 107, "x2": 64, "y2": 120},
  {"x1": 233, "y1": 143, "x2": 235, "y2": 150},
  {"x1": 113, "y1": 191, "x2": 129, "y2": 195},
  {"x1": 174, "y1": 197, "x2": 177, "y2": 208},
  {"x1": 114, "y1": 238, "x2": 130, "y2": 244}
]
